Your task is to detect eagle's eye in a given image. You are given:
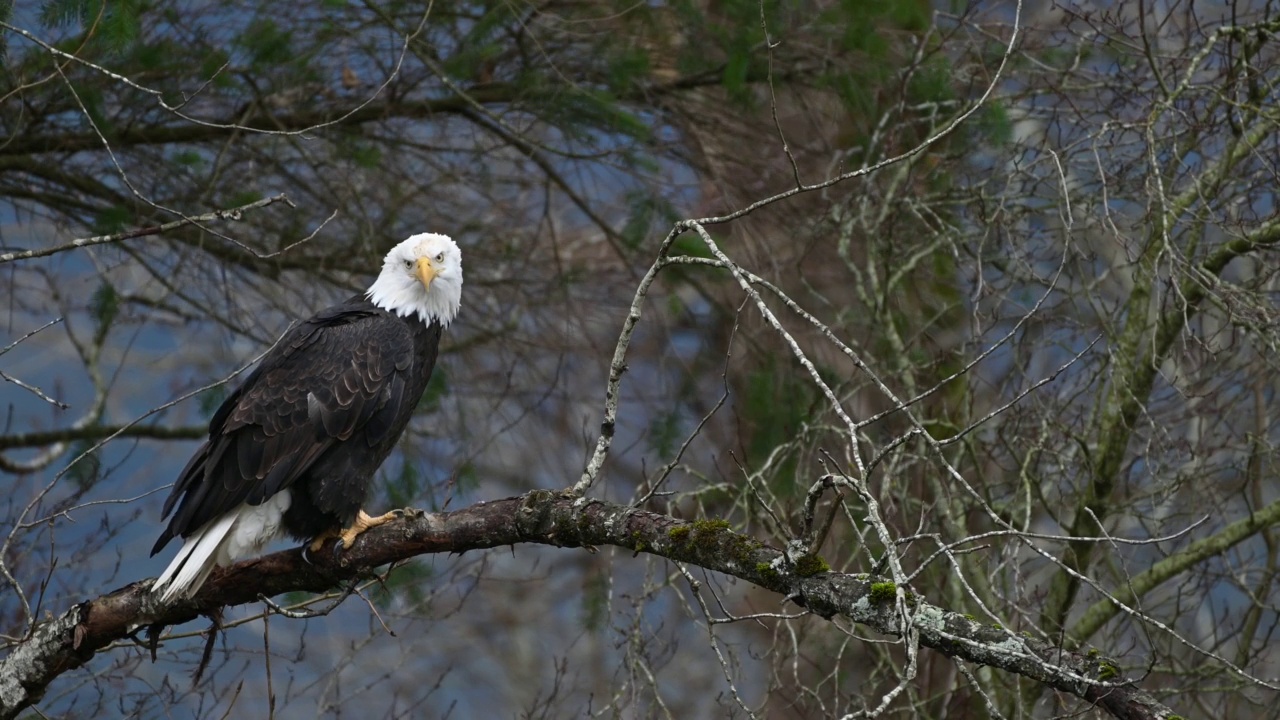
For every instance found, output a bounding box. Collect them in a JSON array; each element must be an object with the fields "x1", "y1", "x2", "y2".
[
  {"x1": 435, "y1": 252, "x2": 445, "y2": 263},
  {"x1": 403, "y1": 258, "x2": 414, "y2": 270}
]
